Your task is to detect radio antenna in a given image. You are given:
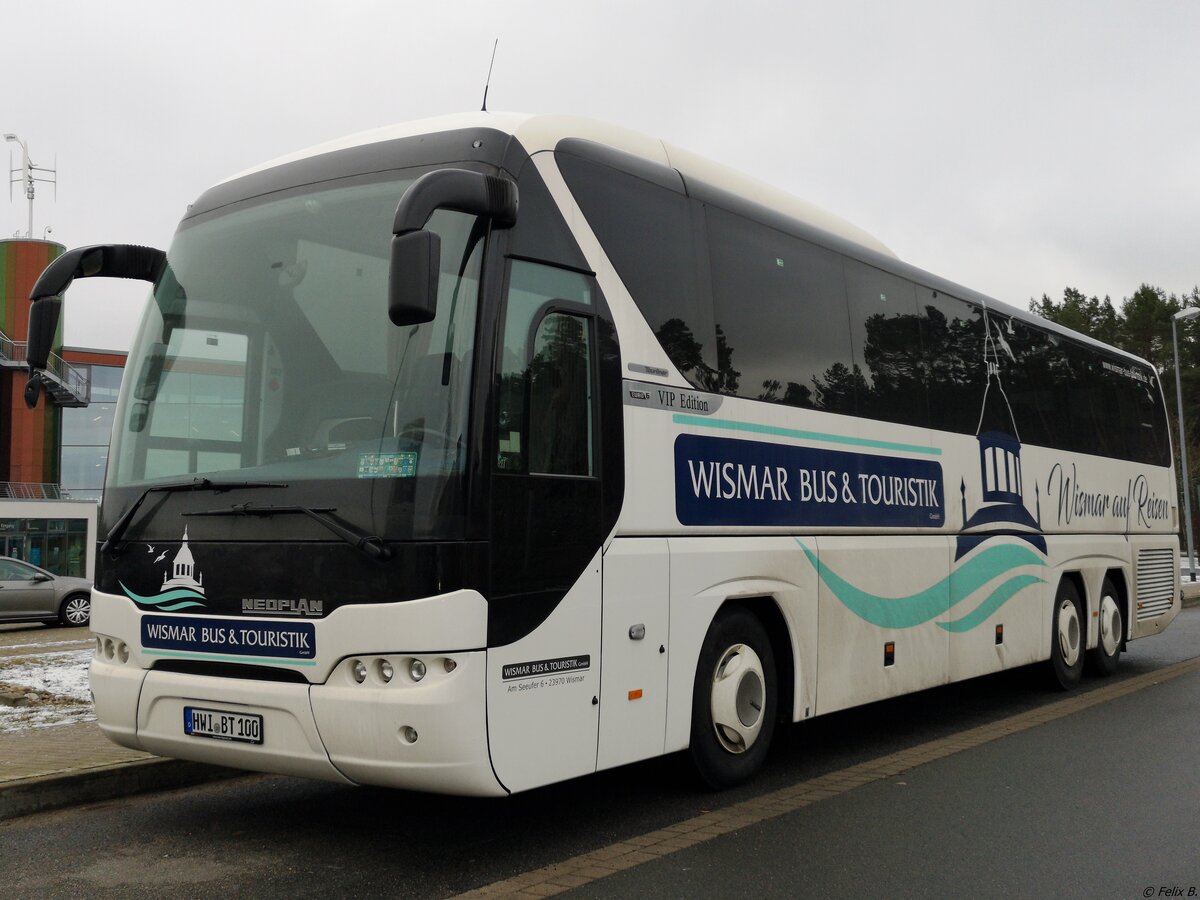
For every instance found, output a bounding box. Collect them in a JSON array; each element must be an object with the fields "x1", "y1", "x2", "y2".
[{"x1": 481, "y1": 39, "x2": 498, "y2": 112}]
